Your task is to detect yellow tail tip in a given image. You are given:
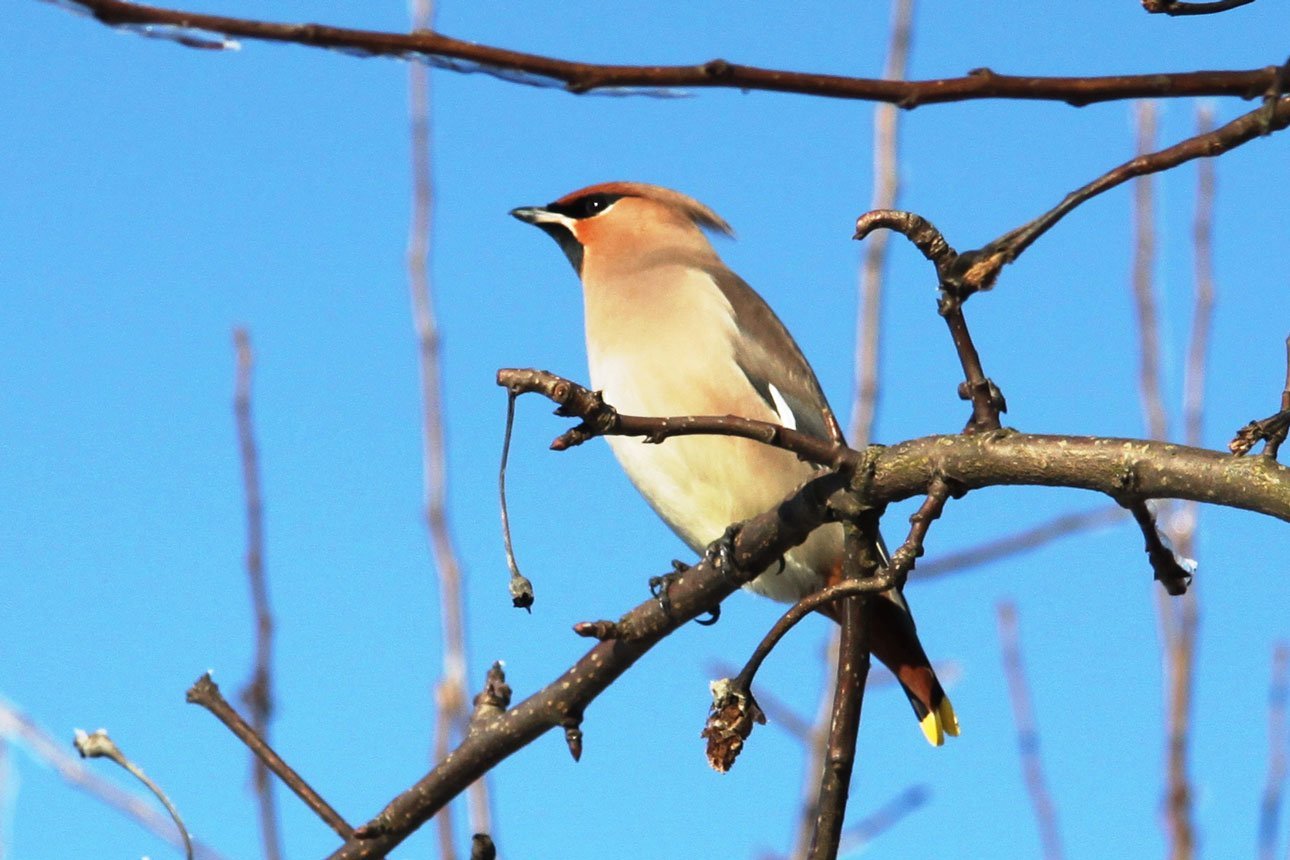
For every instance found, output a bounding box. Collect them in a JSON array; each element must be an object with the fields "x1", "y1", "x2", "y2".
[
  {"x1": 918, "y1": 697, "x2": 961, "y2": 746},
  {"x1": 939, "y1": 697, "x2": 961, "y2": 738},
  {"x1": 918, "y1": 711, "x2": 944, "y2": 746}
]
